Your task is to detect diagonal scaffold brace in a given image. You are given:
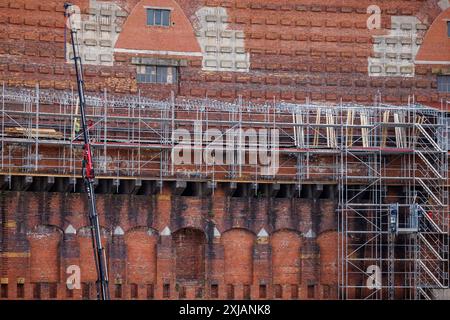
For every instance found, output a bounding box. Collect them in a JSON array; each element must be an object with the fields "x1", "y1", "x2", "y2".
[{"x1": 64, "y1": 3, "x2": 110, "y2": 300}]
